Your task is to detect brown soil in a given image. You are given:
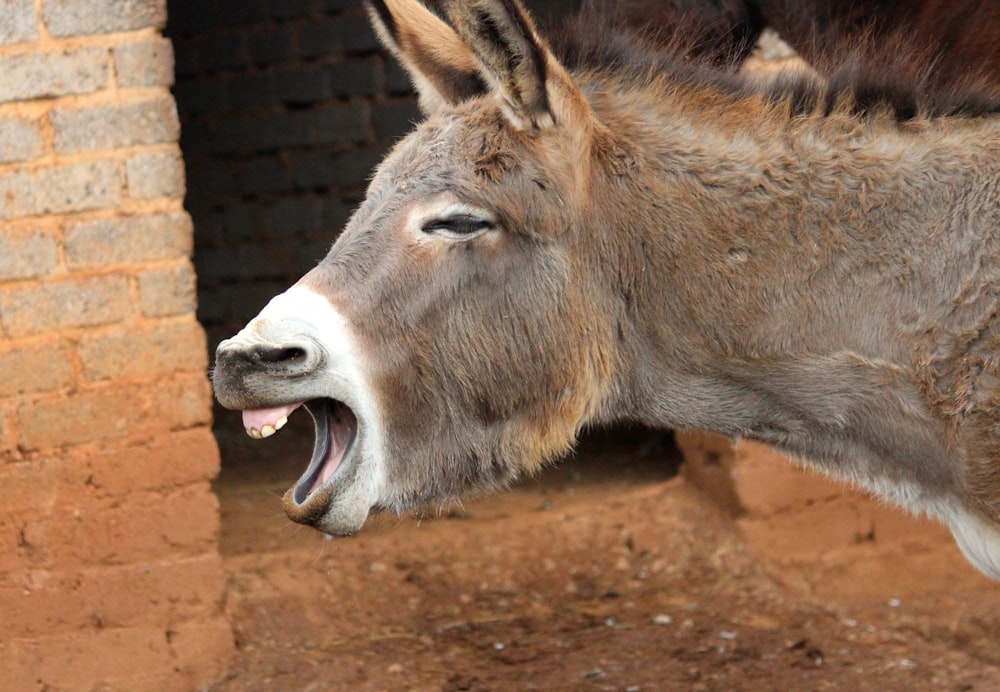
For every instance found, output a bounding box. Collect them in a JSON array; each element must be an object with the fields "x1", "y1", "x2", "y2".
[{"x1": 210, "y1": 429, "x2": 1000, "y2": 691}]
